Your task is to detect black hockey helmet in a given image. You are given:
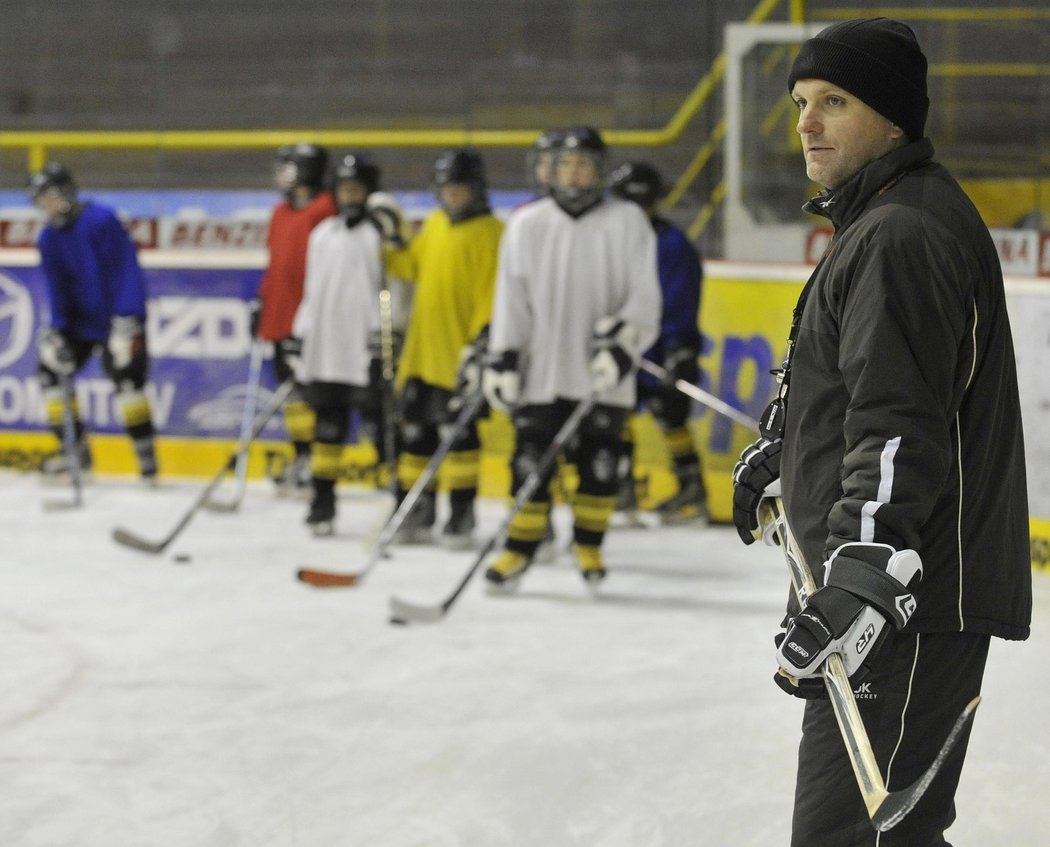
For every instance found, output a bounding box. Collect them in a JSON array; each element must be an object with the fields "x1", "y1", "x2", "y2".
[
  {"x1": 27, "y1": 162, "x2": 77, "y2": 201},
  {"x1": 527, "y1": 127, "x2": 566, "y2": 192},
  {"x1": 551, "y1": 127, "x2": 607, "y2": 217},
  {"x1": 433, "y1": 148, "x2": 489, "y2": 221},
  {"x1": 560, "y1": 126, "x2": 606, "y2": 157},
  {"x1": 333, "y1": 151, "x2": 381, "y2": 195},
  {"x1": 433, "y1": 147, "x2": 487, "y2": 189},
  {"x1": 275, "y1": 142, "x2": 329, "y2": 192},
  {"x1": 608, "y1": 161, "x2": 666, "y2": 210},
  {"x1": 534, "y1": 127, "x2": 566, "y2": 154}
]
